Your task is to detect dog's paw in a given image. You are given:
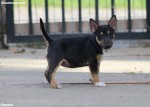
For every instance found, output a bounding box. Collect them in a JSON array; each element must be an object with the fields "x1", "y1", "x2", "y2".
[
  {"x1": 57, "y1": 83, "x2": 62, "y2": 89},
  {"x1": 50, "y1": 81, "x2": 62, "y2": 89},
  {"x1": 94, "y1": 82, "x2": 107, "y2": 87}
]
